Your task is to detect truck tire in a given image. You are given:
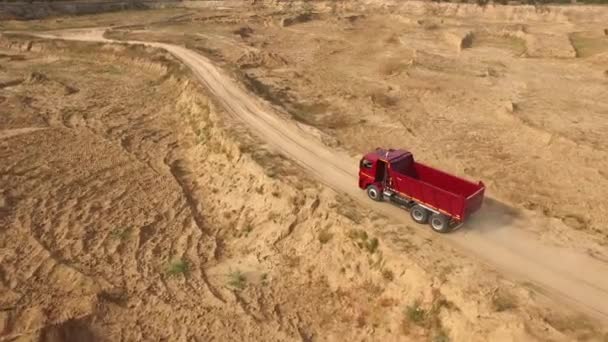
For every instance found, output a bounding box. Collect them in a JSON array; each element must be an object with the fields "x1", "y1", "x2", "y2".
[
  {"x1": 366, "y1": 185, "x2": 382, "y2": 201},
  {"x1": 429, "y1": 213, "x2": 450, "y2": 233},
  {"x1": 410, "y1": 205, "x2": 429, "y2": 224}
]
